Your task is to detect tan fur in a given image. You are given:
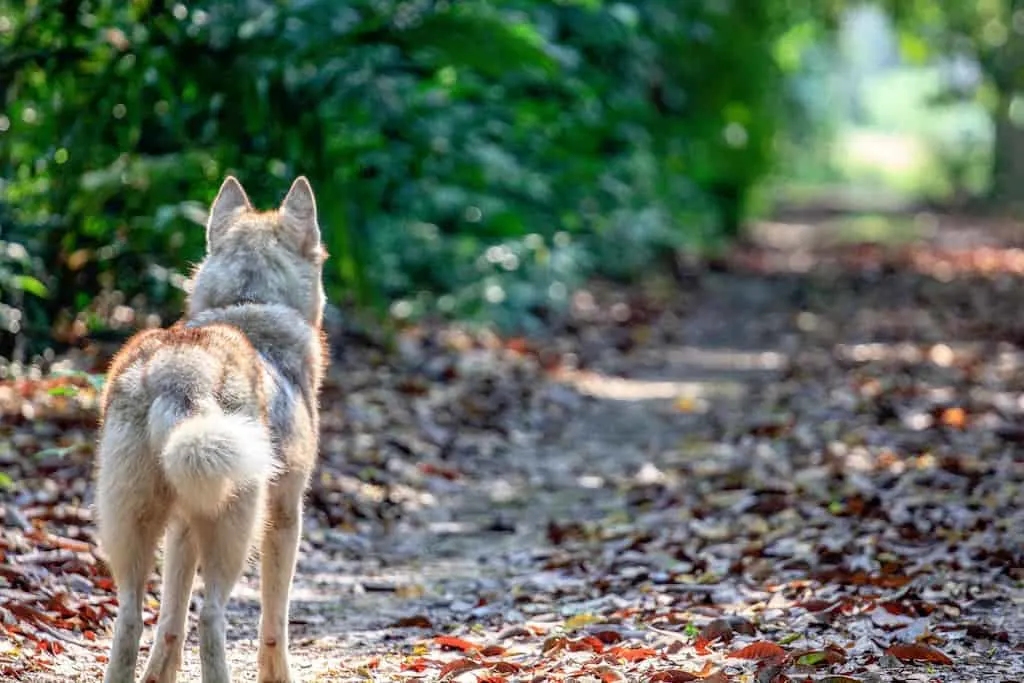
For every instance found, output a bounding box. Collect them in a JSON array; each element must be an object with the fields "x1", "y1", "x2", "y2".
[{"x1": 95, "y1": 176, "x2": 328, "y2": 683}]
